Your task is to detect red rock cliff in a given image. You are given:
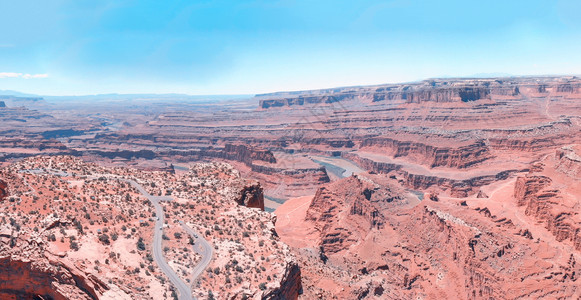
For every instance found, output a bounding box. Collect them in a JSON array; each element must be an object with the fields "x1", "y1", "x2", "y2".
[
  {"x1": 235, "y1": 181, "x2": 265, "y2": 211},
  {"x1": 223, "y1": 143, "x2": 276, "y2": 164},
  {"x1": 555, "y1": 146, "x2": 581, "y2": 177},
  {"x1": 0, "y1": 255, "x2": 106, "y2": 300},
  {"x1": 343, "y1": 152, "x2": 516, "y2": 197},
  {"x1": 360, "y1": 138, "x2": 492, "y2": 168},
  {"x1": 513, "y1": 173, "x2": 581, "y2": 250},
  {"x1": 0, "y1": 179, "x2": 6, "y2": 200},
  {"x1": 283, "y1": 169, "x2": 581, "y2": 299},
  {"x1": 513, "y1": 175, "x2": 552, "y2": 207},
  {"x1": 306, "y1": 175, "x2": 406, "y2": 253},
  {"x1": 262, "y1": 259, "x2": 302, "y2": 300}
]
